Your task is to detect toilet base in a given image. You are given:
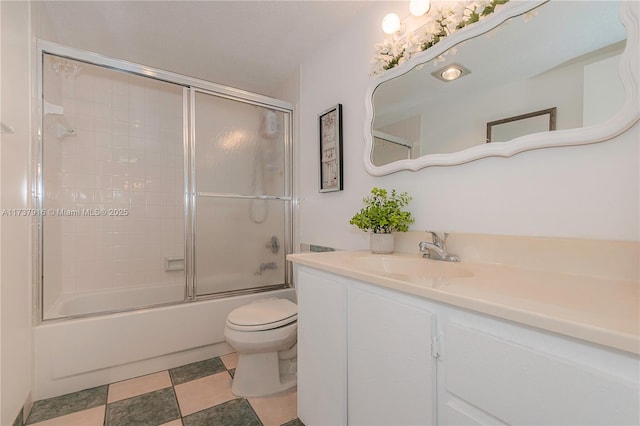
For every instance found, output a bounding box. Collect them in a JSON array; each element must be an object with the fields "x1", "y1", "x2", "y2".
[{"x1": 232, "y1": 350, "x2": 297, "y2": 397}]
